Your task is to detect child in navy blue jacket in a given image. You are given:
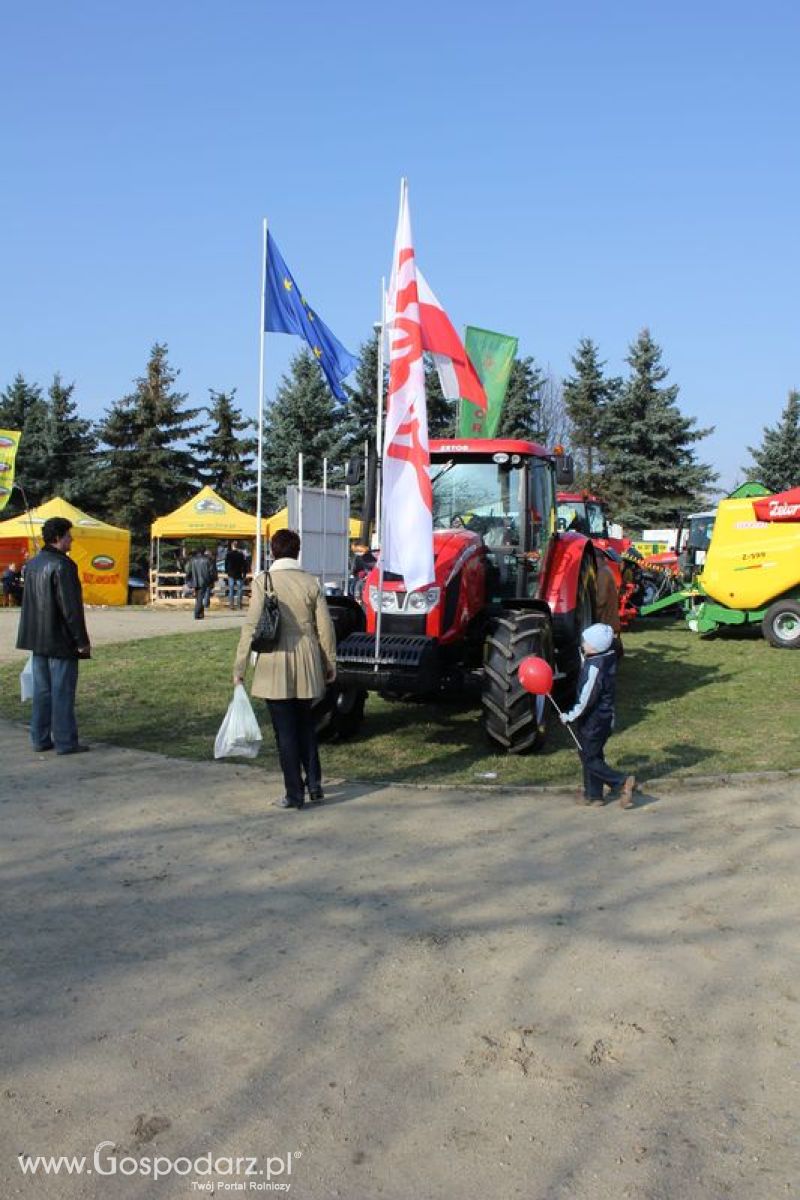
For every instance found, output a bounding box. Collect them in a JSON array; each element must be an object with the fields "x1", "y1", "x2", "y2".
[{"x1": 561, "y1": 623, "x2": 637, "y2": 808}]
